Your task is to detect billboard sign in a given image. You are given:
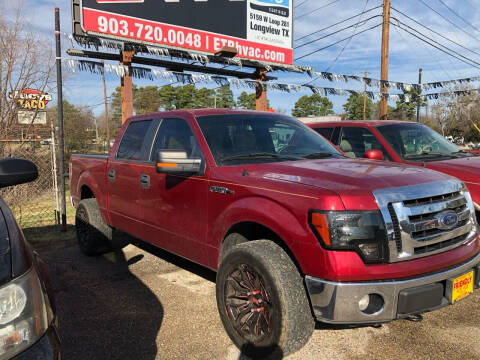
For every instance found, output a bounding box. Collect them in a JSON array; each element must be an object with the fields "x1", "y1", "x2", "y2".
[{"x1": 74, "y1": 0, "x2": 293, "y2": 65}]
